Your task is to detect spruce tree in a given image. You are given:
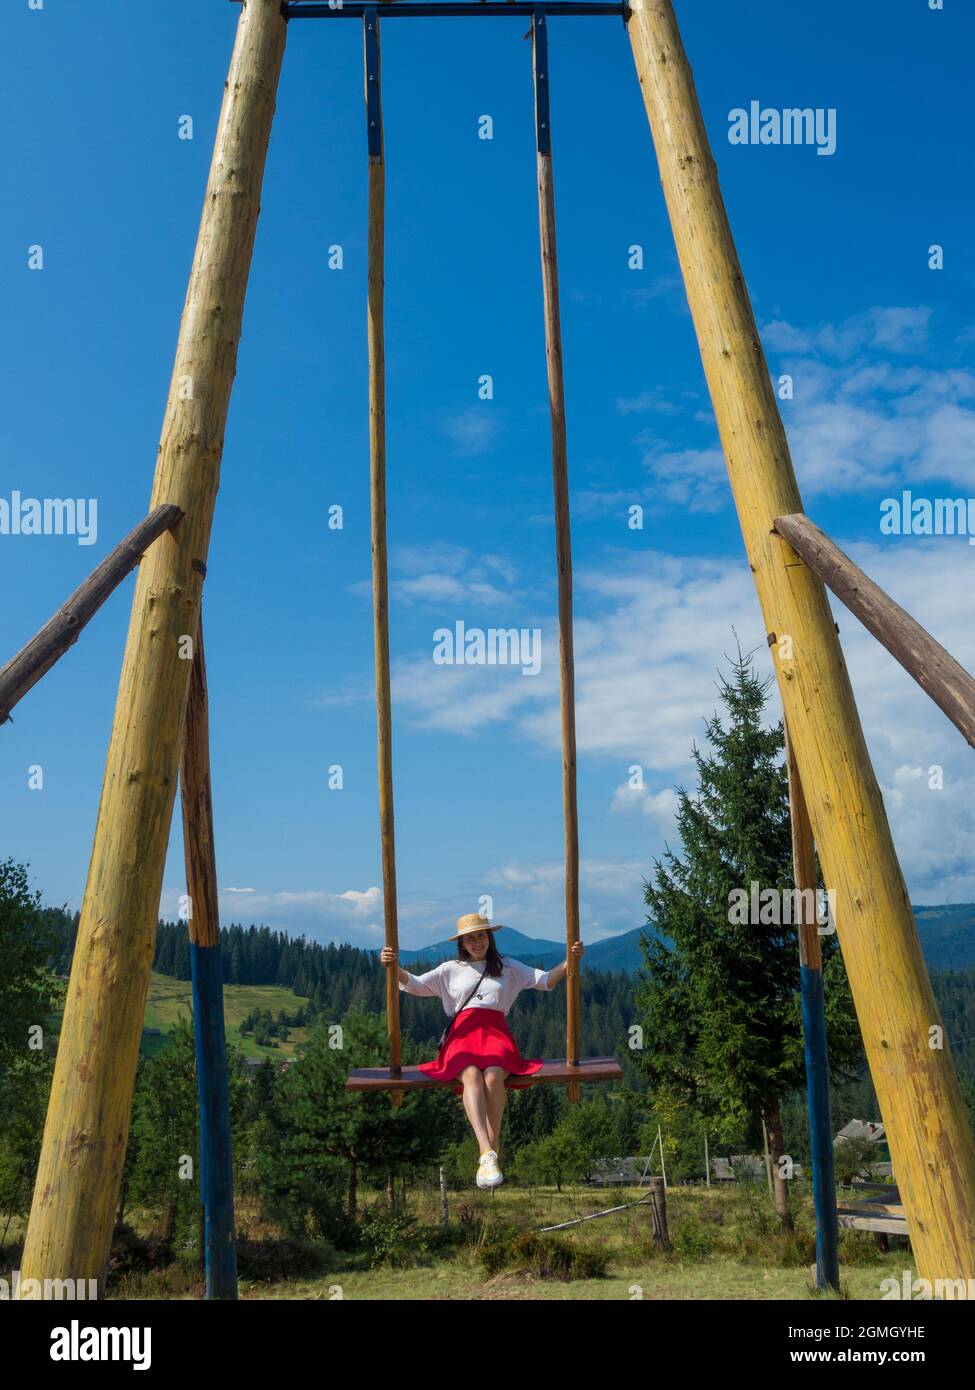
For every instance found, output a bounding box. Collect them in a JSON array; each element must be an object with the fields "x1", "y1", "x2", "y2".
[{"x1": 636, "y1": 644, "x2": 862, "y2": 1225}]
